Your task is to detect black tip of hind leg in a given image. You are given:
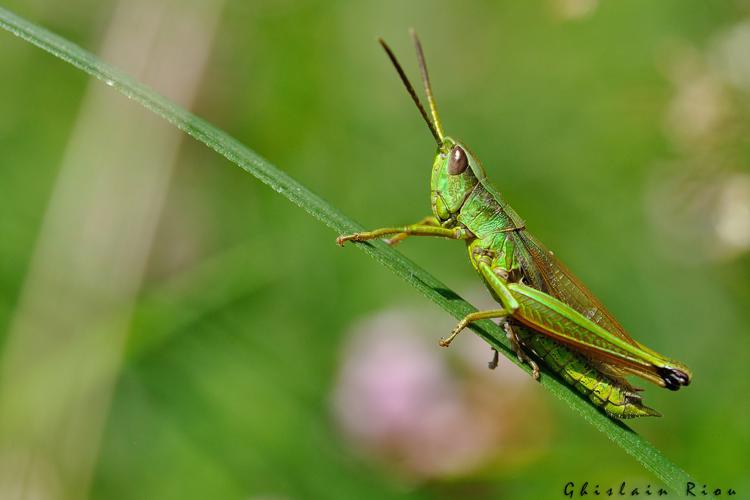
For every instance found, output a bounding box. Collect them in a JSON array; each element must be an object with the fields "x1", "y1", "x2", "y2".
[{"x1": 657, "y1": 367, "x2": 691, "y2": 391}]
